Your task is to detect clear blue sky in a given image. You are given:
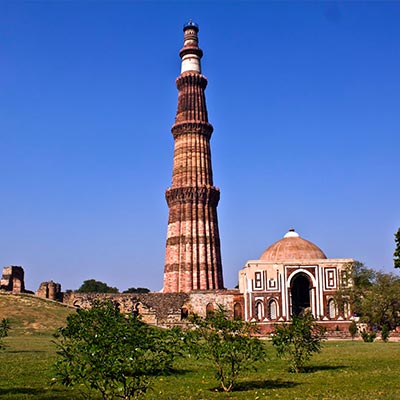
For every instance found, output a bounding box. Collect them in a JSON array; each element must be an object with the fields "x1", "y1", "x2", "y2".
[{"x1": 1, "y1": 1, "x2": 399, "y2": 292}]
